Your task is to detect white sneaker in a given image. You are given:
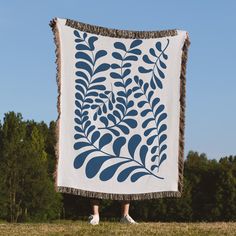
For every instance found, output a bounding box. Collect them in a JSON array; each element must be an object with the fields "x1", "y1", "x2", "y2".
[
  {"x1": 120, "y1": 214, "x2": 138, "y2": 224},
  {"x1": 88, "y1": 214, "x2": 99, "y2": 225}
]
